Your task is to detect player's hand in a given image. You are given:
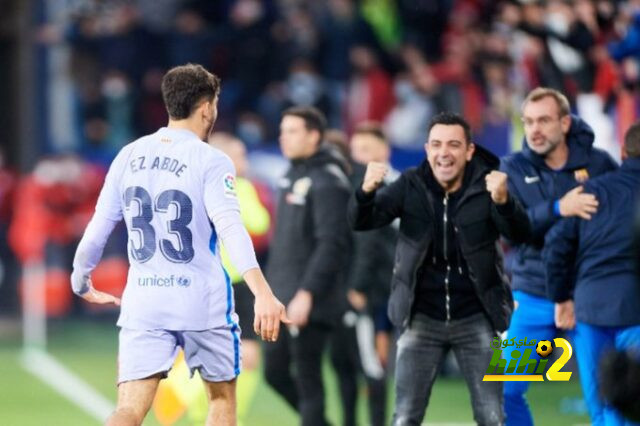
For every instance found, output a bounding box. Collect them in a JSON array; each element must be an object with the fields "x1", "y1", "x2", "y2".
[
  {"x1": 554, "y1": 300, "x2": 576, "y2": 330},
  {"x1": 362, "y1": 162, "x2": 388, "y2": 194},
  {"x1": 80, "y1": 286, "x2": 121, "y2": 306},
  {"x1": 287, "y1": 289, "x2": 313, "y2": 328},
  {"x1": 485, "y1": 170, "x2": 509, "y2": 205},
  {"x1": 559, "y1": 186, "x2": 599, "y2": 220},
  {"x1": 254, "y1": 291, "x2": 289, "y2": 342},
  {"x1": 347, "y1": 289, "x2": 367, "y2": 312}
]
